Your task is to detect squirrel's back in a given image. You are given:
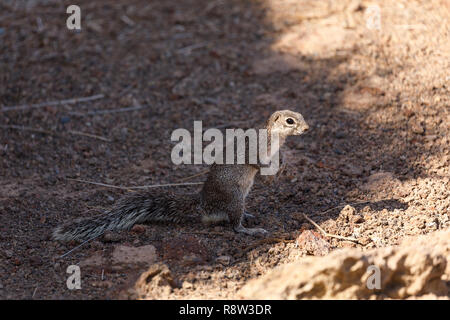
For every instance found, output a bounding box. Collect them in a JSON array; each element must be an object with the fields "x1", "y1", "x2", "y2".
[{"x1": 52, "y1": 192, "x2": 200, "y2": 242}]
